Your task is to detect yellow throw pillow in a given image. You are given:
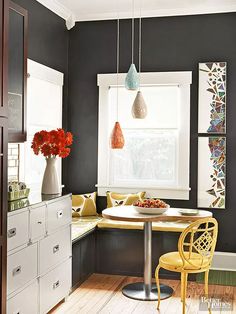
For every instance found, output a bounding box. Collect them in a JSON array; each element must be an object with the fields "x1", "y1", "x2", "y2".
[
  {"x1": 72, "y1": 192, "x2": 97, "y2": 217},
  {"x1": 106, "y1": 191, "x2": 146, "y2": 208}
]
